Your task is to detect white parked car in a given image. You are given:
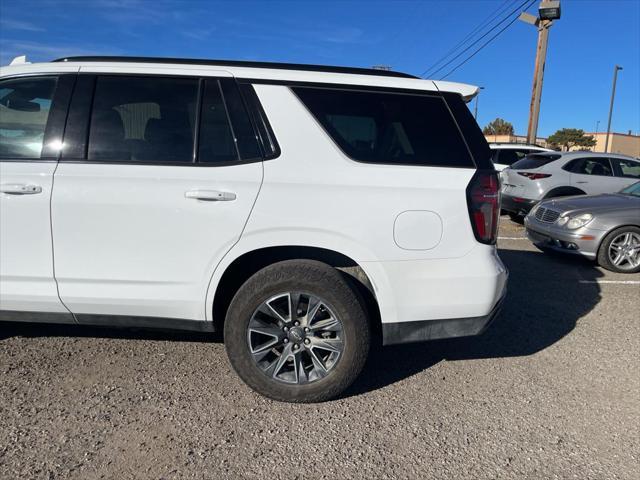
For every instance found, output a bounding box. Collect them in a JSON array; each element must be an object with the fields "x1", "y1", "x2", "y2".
[
  {"x1": 0, "y1": 56, "x2": 507, "y2": 402},
  {"x1": 489, "y1": 143, "x2": 553, "y2": 171},
  {"x1": 502, "y1": 151, "x2": 640, "y2": 220}
]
